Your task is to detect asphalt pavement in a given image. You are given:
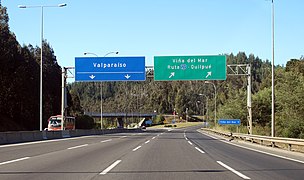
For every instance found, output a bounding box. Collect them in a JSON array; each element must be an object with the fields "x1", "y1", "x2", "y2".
[{"x1": 0, "y1": 126, "x2": 303, "y2": 180}]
